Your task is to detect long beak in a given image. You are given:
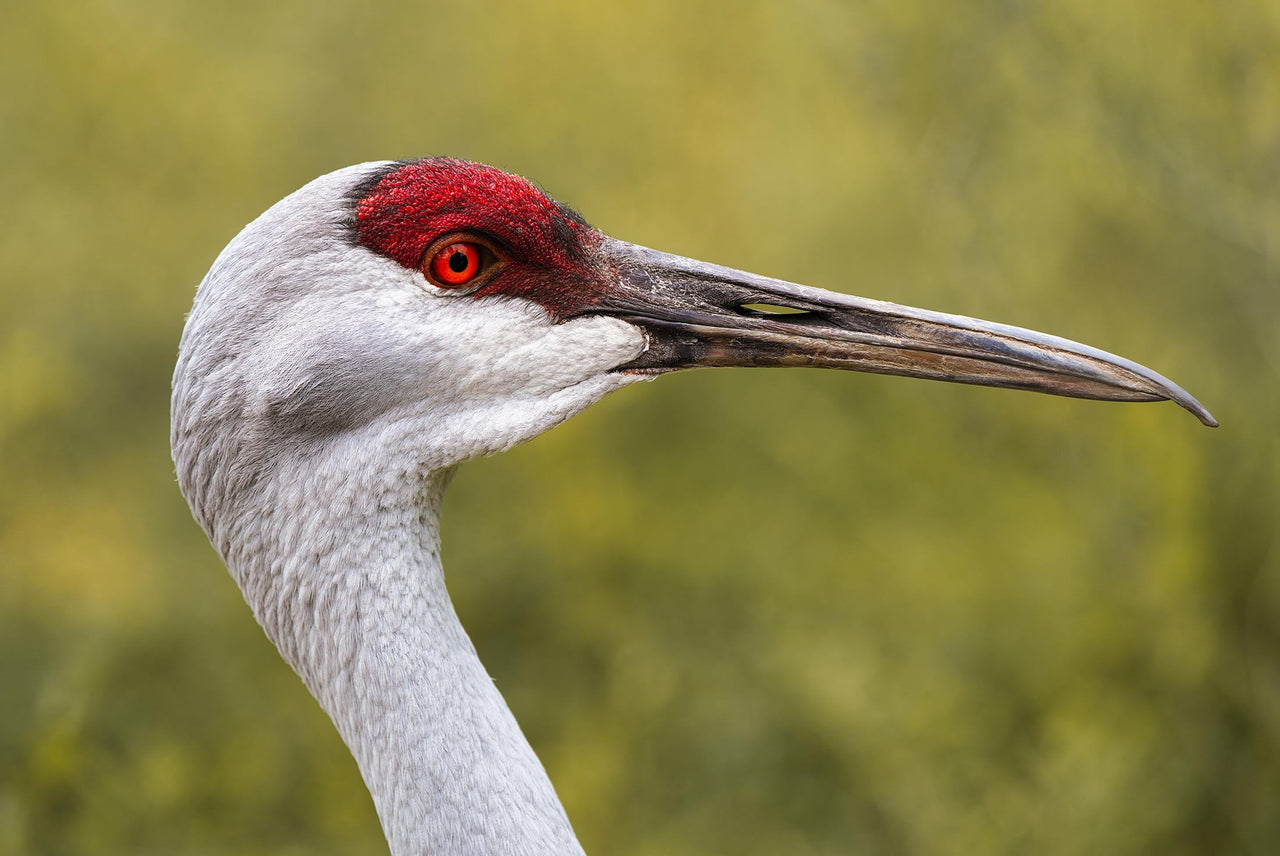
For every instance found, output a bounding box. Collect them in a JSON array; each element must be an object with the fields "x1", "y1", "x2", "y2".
[{"x1": 590, "y1": 238, "x2": 1217, "y2": 427}]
